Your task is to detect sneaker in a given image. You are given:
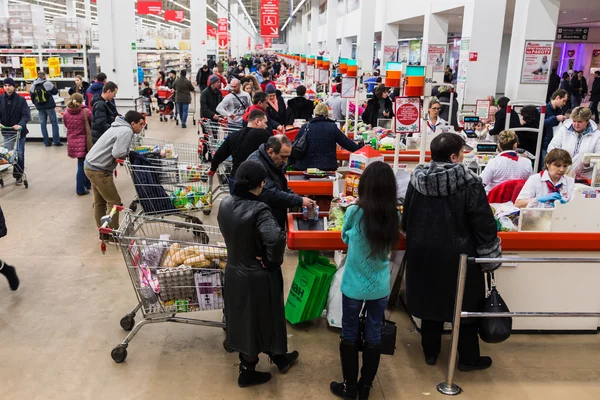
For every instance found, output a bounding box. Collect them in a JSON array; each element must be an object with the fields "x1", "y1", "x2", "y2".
[
  {"x1": 44, "y1": 143, "x2": 52, "y2": 147},
  {"x1": 458, "y1": 356, "x2": 492, "y2": 372},
  {"x1": 53, "y1": 142, "x2": 64, "y2": 146},
  {"x1": 15, "y1": 177, "x2": 23, "y2": 186},
  {"x1": 182, "y1": 124, "x2": 187, "y2": 128},
  {"x1": 77, "y1": 190, "x2": 90, "y2": 196}
]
